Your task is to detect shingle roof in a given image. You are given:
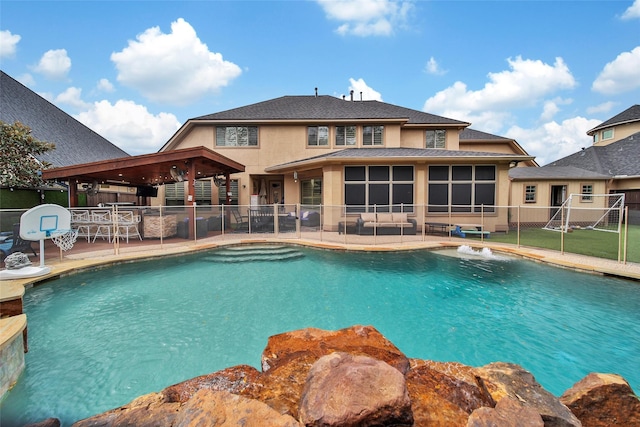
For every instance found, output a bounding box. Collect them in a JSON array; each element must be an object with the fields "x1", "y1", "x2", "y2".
[
  {"x1": 266, "y1": 147, "x2": 532, "y2": 171},
  {"x1": 509, "y1": 166, "x2": 611, "y2": 180},
  {"x1": 193, "y1": 95, "x2": 470, "y2": 126},
  {"x1": 510, "y1": 131, "x2": 640, "y2": 180},
  {"x1": 459, "y1": 128, "x2": 510, "y2": 141},
  {"x1": 587, "y1": 104, "x2": 640, "y2": 135},
  {"x1": 0, "y1": 70, "x2": 129, "y2": 167}
]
